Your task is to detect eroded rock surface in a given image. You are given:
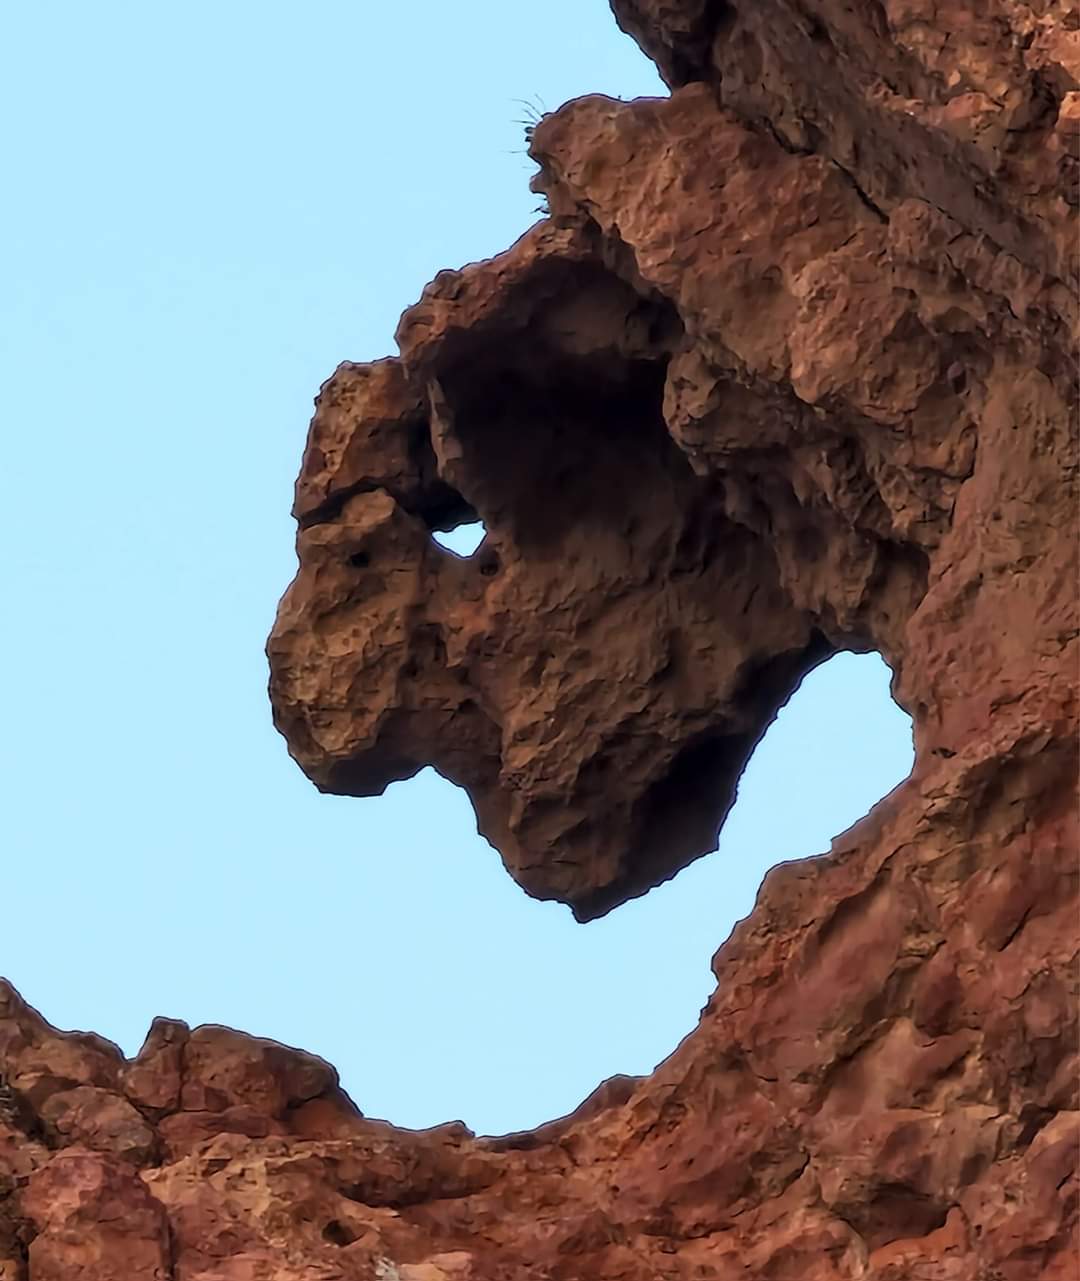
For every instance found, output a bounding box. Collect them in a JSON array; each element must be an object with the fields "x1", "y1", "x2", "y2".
[{"x1": 3, "y1": 0, "x2": 1076, "y2": 1277}]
